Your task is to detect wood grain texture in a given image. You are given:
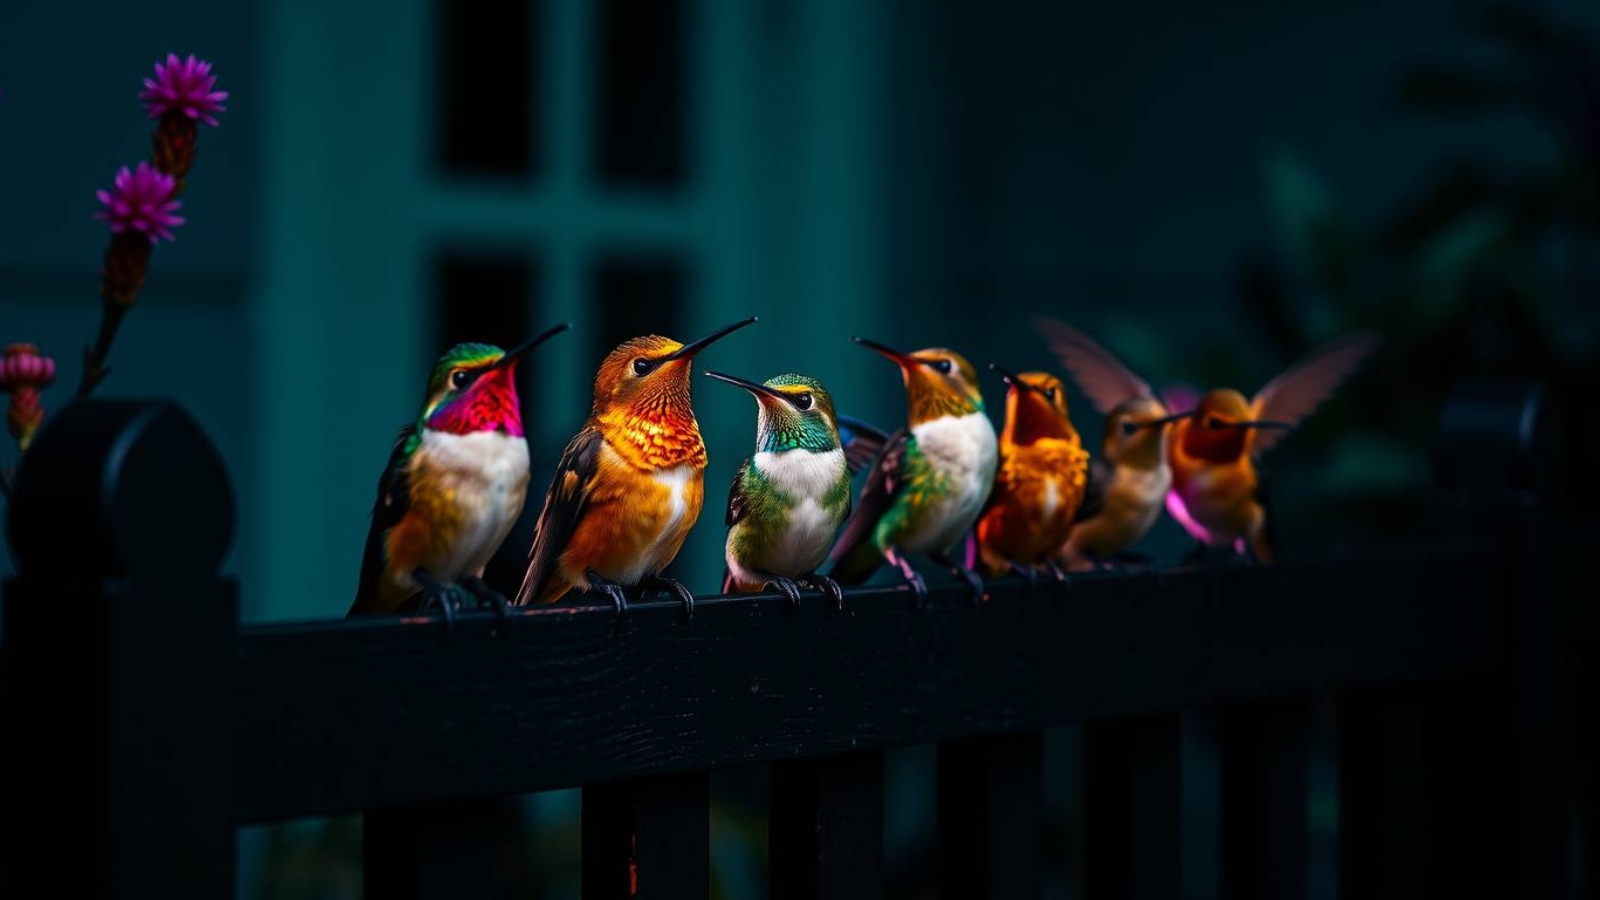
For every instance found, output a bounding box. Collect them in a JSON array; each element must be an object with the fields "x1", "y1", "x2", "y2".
[{"x1": 236, "y1": 545, "x2": 1502, "y2": 824}]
